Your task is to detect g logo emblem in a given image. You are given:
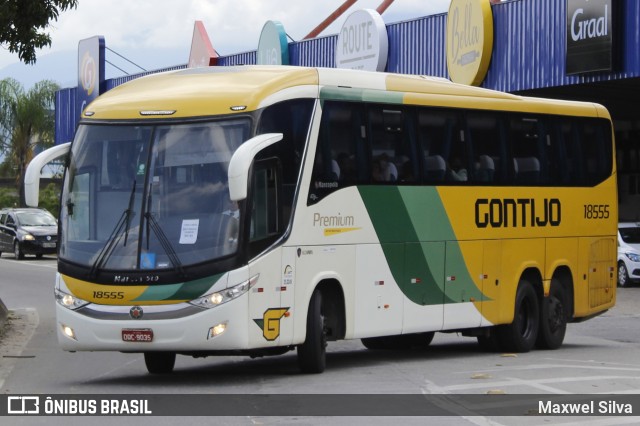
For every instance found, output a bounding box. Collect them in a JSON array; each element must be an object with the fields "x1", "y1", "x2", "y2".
[{"x1": 253, "y1": 308, "x2": 289, "y2": 341}]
